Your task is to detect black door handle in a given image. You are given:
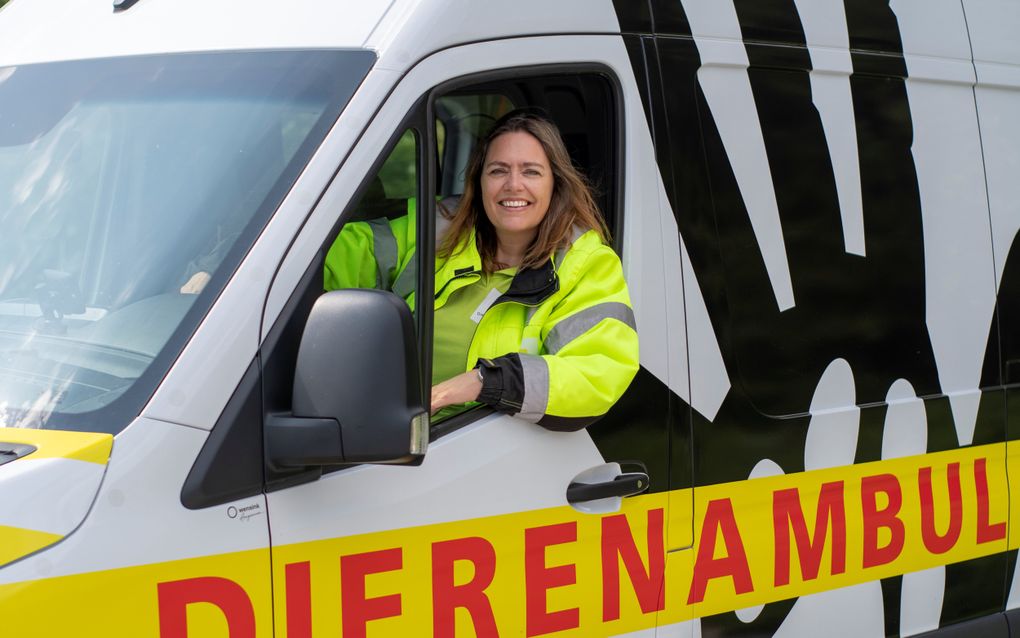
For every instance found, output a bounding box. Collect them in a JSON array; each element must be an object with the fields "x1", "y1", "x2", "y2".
[{"x1": 566, "y1": 472, "x2": 650, "y2": 504}]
